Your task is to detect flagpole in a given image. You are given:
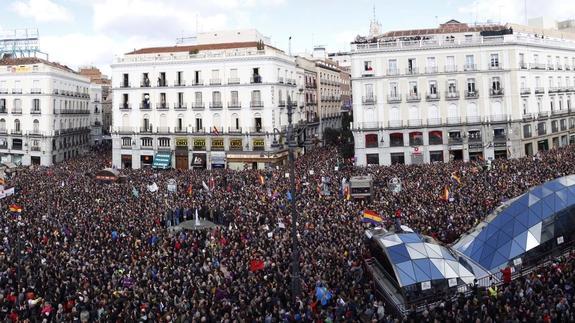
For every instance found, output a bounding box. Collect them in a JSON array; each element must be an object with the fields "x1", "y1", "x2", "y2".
[{"x1": 287, "y1": 95, "x2": 301, "y2": 303}]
